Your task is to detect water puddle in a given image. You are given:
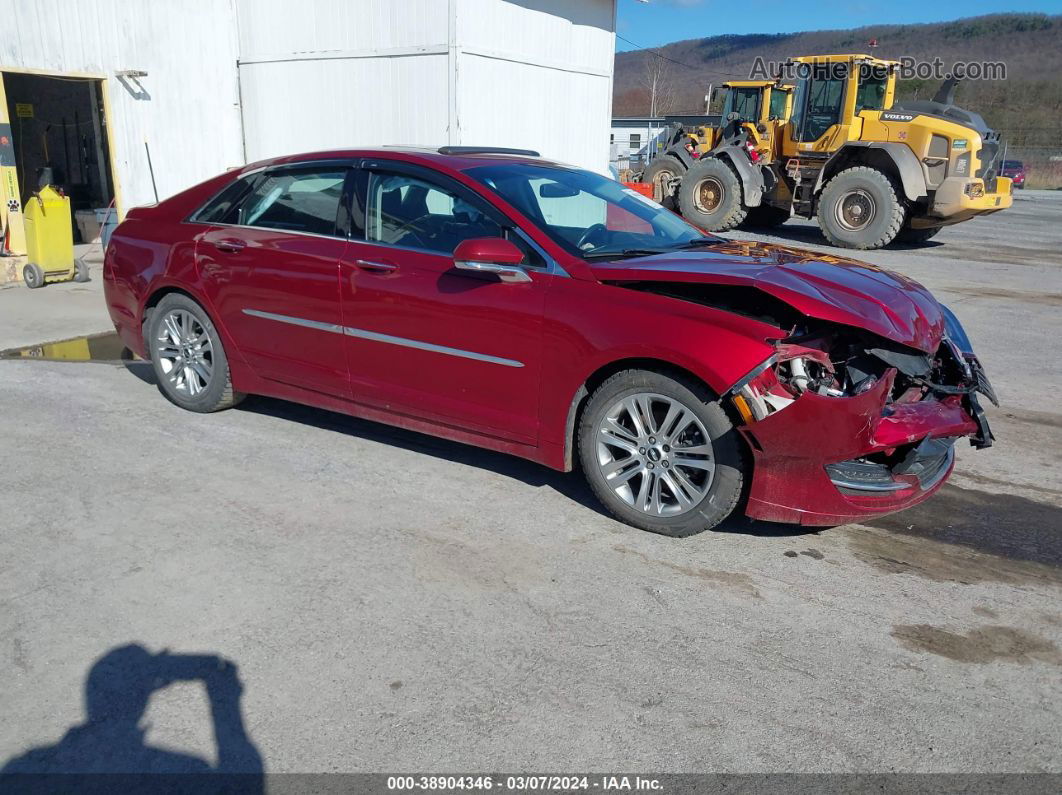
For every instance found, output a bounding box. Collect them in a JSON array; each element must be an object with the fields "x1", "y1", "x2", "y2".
[{"x1": 0, "y1": 331, "x2": 134, "y2": 362}]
